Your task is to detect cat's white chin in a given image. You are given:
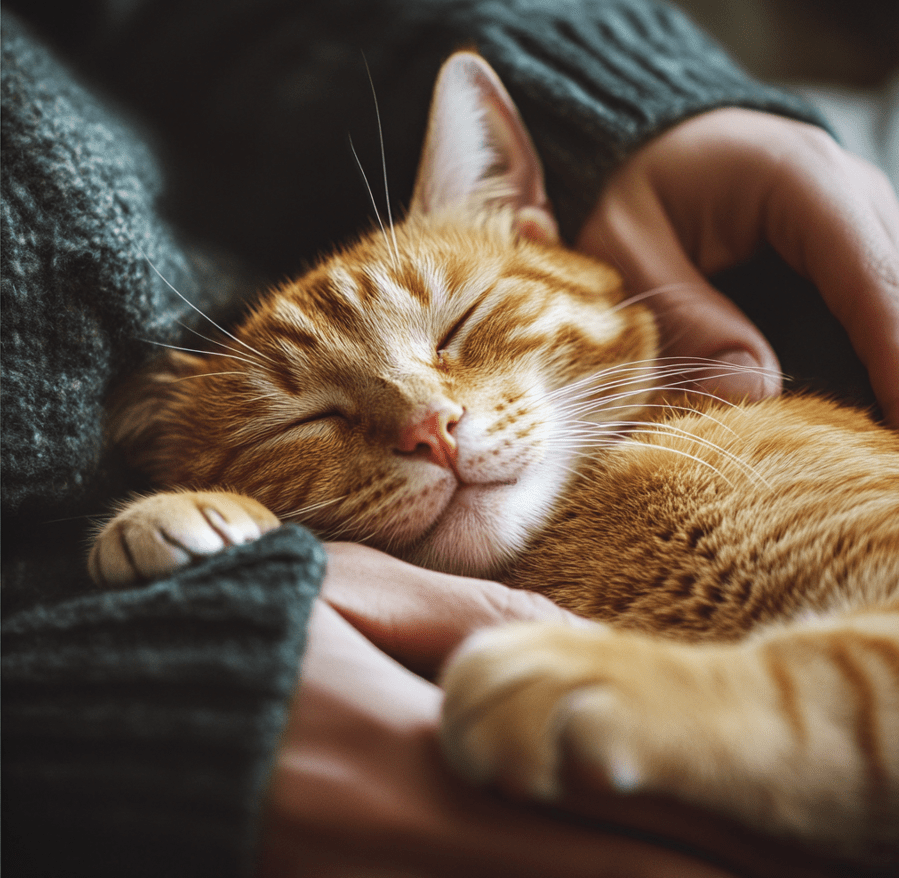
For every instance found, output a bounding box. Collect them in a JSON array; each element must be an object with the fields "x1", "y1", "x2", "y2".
[{"x1": 406, "y1": 459, "x2": 568, "y2": 578}]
